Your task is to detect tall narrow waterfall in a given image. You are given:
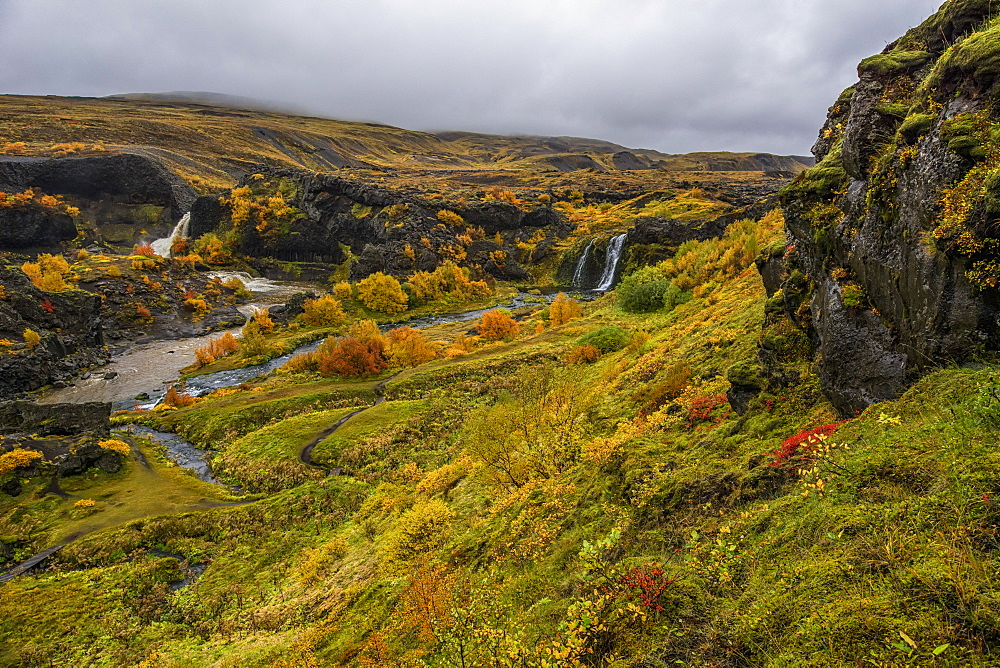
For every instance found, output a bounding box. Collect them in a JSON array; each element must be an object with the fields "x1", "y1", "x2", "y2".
[
  {"x1": 151, "y1": 212, "x2": 191, "y2": 258},
  {"x1": 571, "y1": 240, "x2": 595, "y2": 288},
  {"x1": 595, "y1": 233, "x2": 627, "y2": 291}
]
